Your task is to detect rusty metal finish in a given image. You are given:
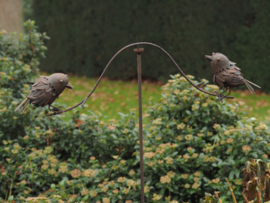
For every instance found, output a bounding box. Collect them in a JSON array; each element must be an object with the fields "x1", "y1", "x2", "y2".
[
  {"x1": 46, "y1": 42, "x2": 237, "y2": 116},
  {"x1": 134, "y1": 47, "x2": 145, "y2": 203},
  {"x1": 15, "y1": 73, "x2": 73, "y2": 114},
  {"x1": 205, "y1": 52, "x2": 260, "y2": 100}
]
